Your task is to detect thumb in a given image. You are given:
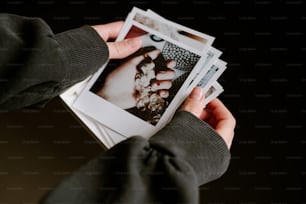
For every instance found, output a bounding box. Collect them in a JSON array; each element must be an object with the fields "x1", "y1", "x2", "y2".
[
  {"x1": 181, "y1": 86, "x2": 205, "y2": 118},
  {"x1": 107, "y1": 37, "x2": 142, "y2": 59}
]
